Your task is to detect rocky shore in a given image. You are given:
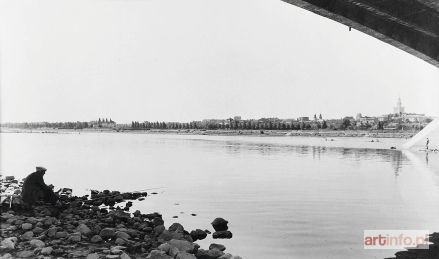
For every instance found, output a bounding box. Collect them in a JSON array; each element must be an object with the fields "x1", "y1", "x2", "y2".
[{"x1": 0, "y1": 176, "x2": 241, "y2": 259}]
